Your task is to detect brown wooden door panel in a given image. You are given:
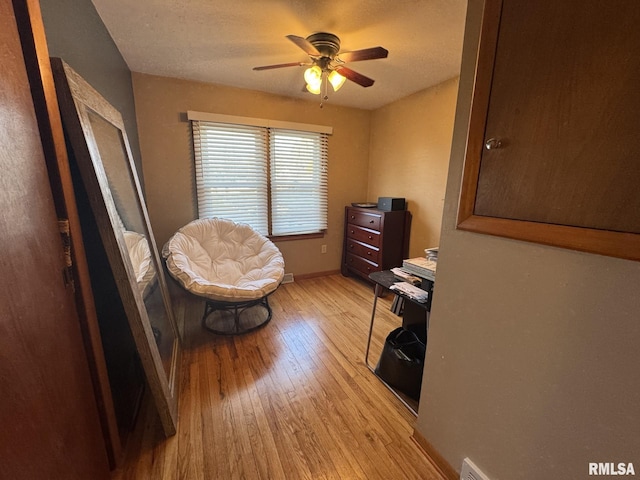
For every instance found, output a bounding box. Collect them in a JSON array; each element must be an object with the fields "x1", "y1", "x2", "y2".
[
  {"x1": 475, "y1": 0, "x2": 640, "y2": 233},
  {"x1": 0, "y1": 0, "x2": 109, "y2": 477}
]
